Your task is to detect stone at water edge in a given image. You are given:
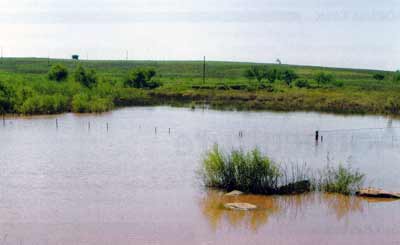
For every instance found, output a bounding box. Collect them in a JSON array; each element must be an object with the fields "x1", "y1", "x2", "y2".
[
  {"x1": 224, "y1": 190, "x2": 244, "y2": 196},
  {"x1": 356, "y1": 188, "x2": 400, "y2": 199},
  {"x1": 224, "y1": 203, "x2": 257, "y2": 211}
]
